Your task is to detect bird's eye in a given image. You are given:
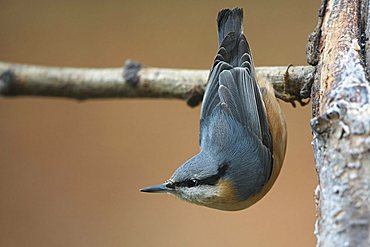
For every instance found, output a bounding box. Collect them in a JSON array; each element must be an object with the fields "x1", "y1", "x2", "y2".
[{"x1": 185, "y1": 179, "x2": 198, "y2": 187}]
